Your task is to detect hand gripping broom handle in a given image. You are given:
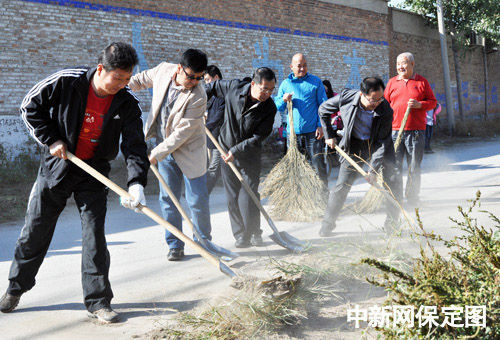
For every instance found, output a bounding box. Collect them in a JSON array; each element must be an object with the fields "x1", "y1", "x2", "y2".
[
  {"x1": 205, "y1": 128, "x2": 274, "y2": 224},
  {"x1": 66, "y1": 152, "x2": 232, "y2": 275}
]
